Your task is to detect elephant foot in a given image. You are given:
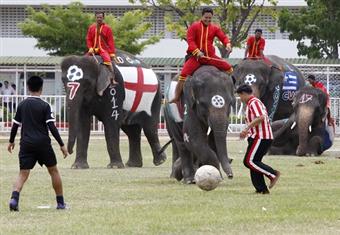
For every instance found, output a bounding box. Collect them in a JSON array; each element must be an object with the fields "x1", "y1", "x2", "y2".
[
  {"x1": 183, "y1": 176, "x2": 195, "y2": 184},
  {"x1": 71, "y1": 161, "x2": 89, "y2": 169},
  {"x1": 170, "y1": 158, "x2": 183, "y2": 181},
  {"x1": 153, "y1": 152, "x2": 167, "y2": 166},
  {"x1": 296, "y1": 146, "x2": 306, "y2": 156},
  {"x1": 125, "y1": 161, "x2": 143, "y2": 168},
  {"x1": 107, "y1": 162, "x2": 125, "y2": 169}
]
